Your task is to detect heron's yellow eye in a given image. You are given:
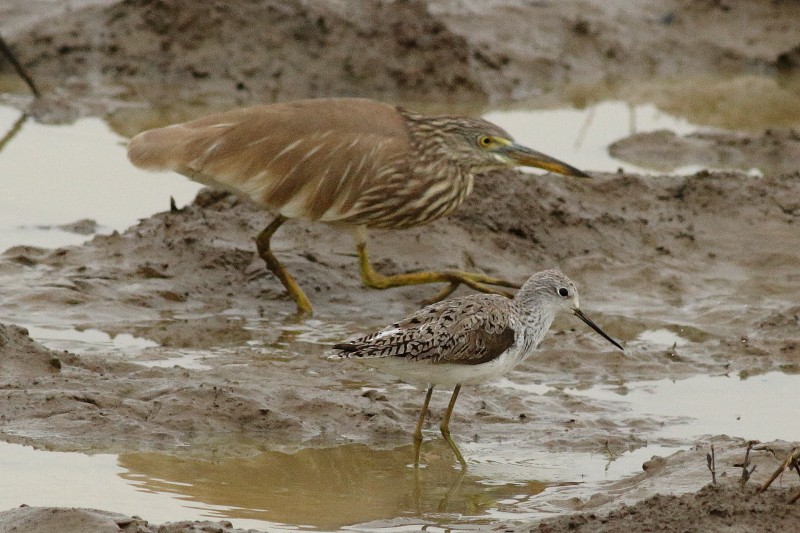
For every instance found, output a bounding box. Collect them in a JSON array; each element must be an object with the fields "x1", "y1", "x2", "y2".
[{"x1": 478, "y1": 135, "x2": 493, "y2": 148}]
